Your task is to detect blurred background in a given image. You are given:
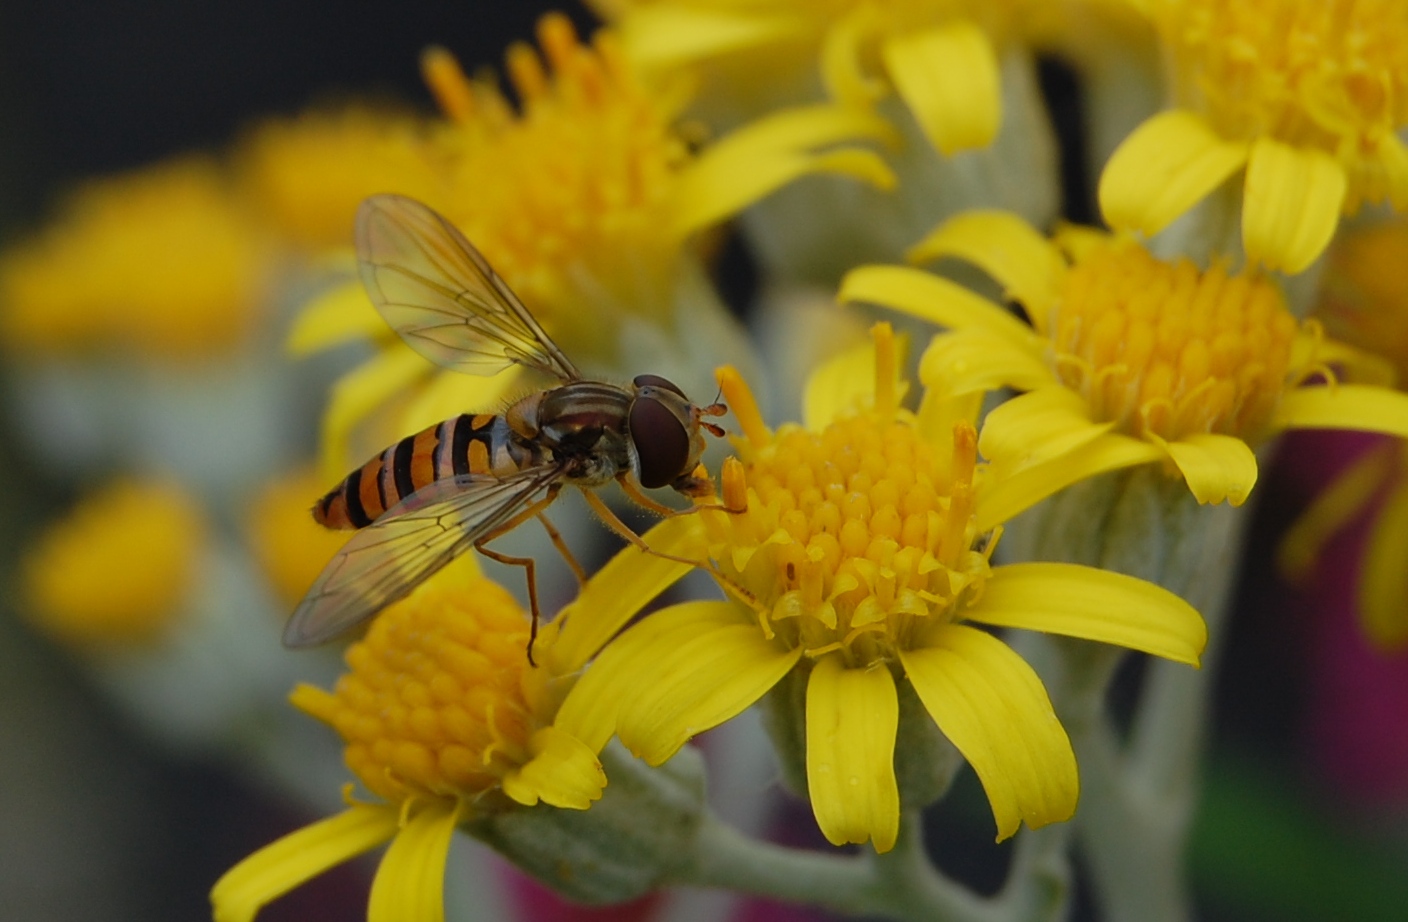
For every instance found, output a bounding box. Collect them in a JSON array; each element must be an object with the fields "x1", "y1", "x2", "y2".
[{"x1": 2, "y1": 3, "x2": 1407, "y2": 921}]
